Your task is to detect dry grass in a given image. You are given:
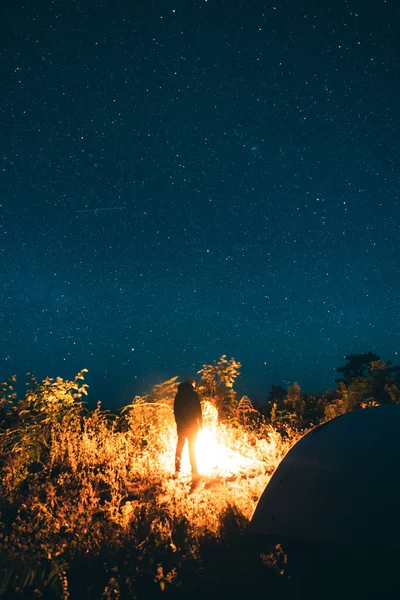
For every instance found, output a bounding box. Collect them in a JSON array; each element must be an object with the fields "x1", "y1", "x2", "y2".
[{"x1": 0, "y1": 375, "x2": 299, "y2": 599}]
